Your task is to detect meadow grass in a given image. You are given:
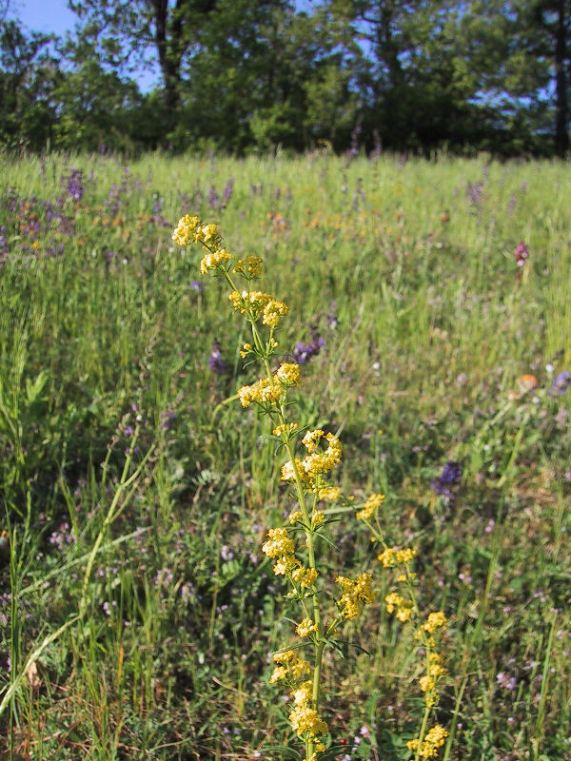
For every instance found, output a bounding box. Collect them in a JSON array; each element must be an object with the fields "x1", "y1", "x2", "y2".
[{"x1": 0, "y1": 152, "x2": 569, "y2": 760}]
